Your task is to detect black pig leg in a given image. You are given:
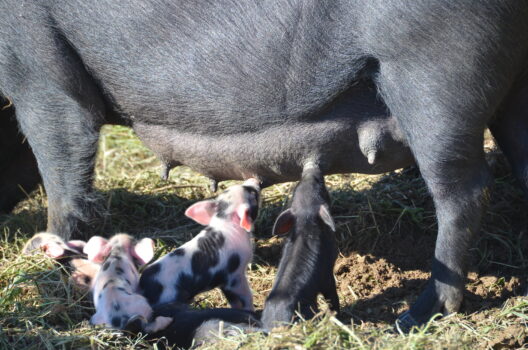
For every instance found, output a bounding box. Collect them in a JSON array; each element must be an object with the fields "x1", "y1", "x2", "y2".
[
  {"x1": 376, "y1": 62, "x2": 498, "y2": 328},
  {"x1": 221, "y1": 277, "x2": 254, "y2": 311},
  {"x1": 1, "y1": 23, "x2": 107, "y2": 240},
  {"x1": 14, "y1": 89, "x2": 103, "y2": 240}
]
